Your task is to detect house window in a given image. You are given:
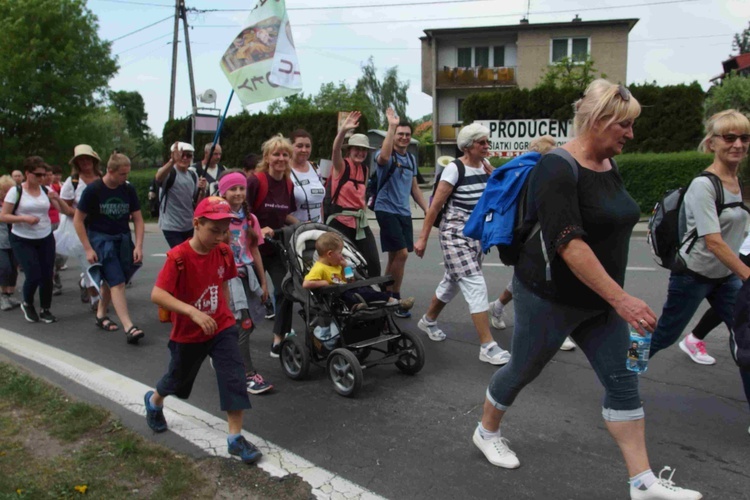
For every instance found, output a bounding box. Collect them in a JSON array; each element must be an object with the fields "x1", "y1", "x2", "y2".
[
  {"x1": 475, "y1": 47, "x2": 489, "y2": 67},
  {"x1": 457, "y1": 98, "x2": 465, "y2": 121},
  {"x1": 494, "y1": 46, "x2": 505, "y2": 67},
  {"x1": 457, "y1": 47, "x2": 472, "y2": 67},
  {"x1": 551, "y1": 37, "x2": 589, "y2": 63}
]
